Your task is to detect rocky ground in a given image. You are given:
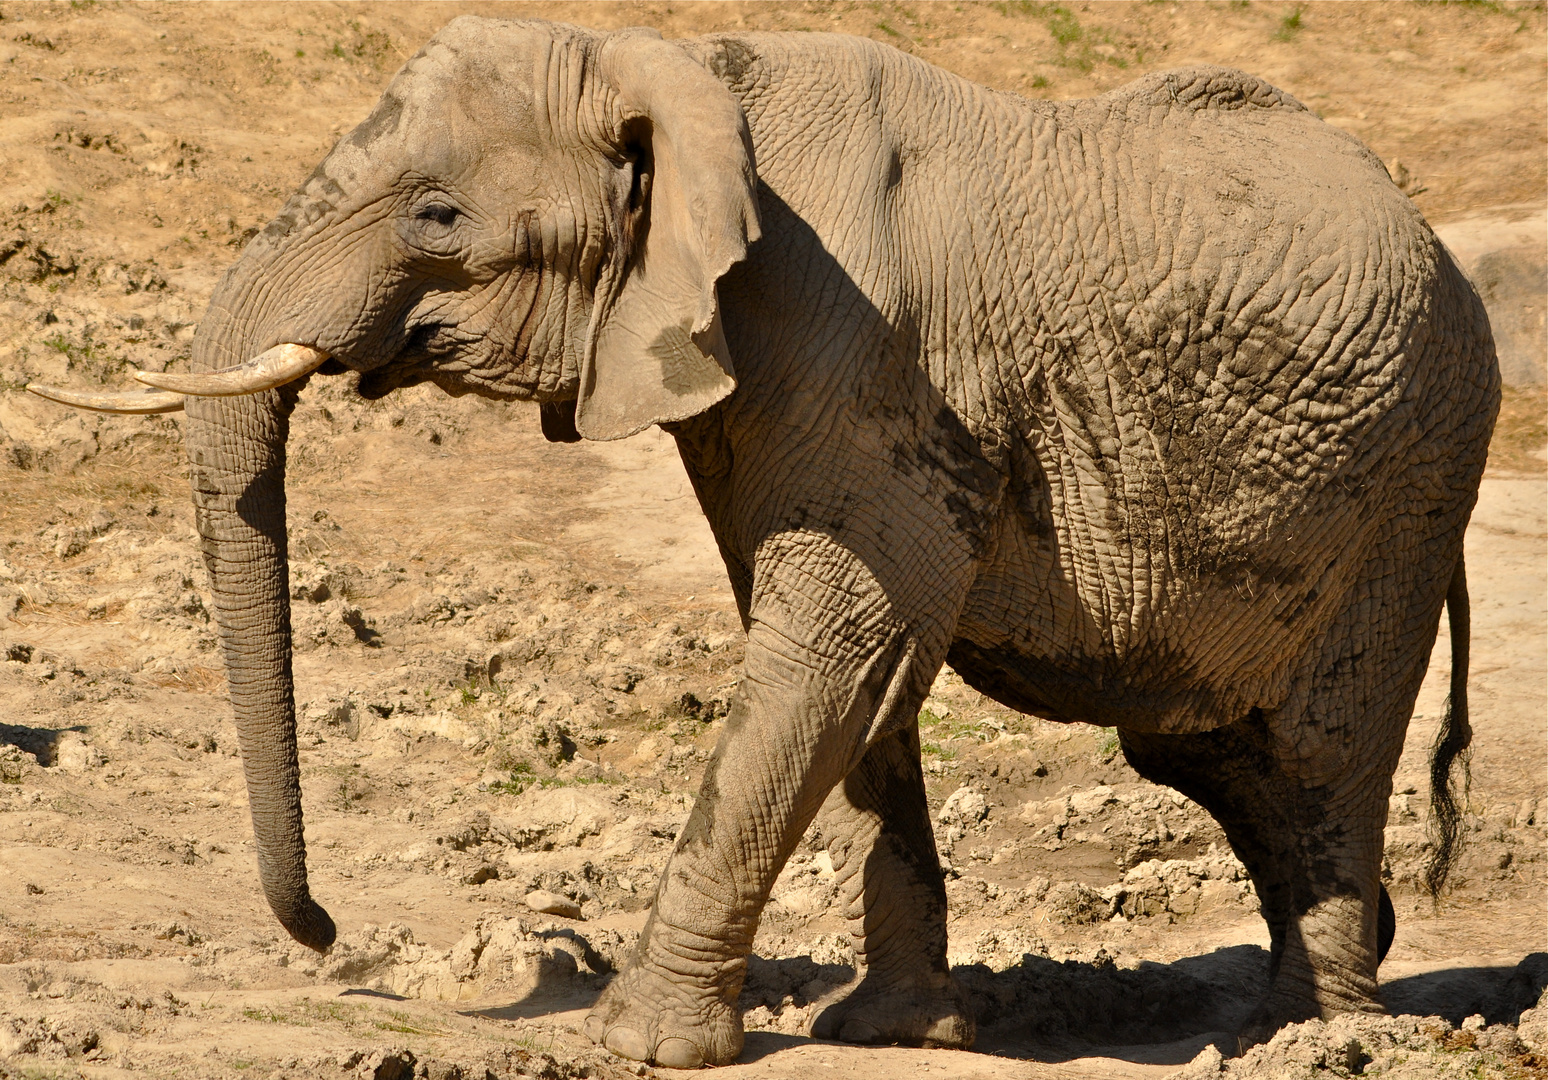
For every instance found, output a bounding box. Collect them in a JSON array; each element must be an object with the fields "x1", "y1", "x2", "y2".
[{"x1": 0, "y1": 3, "x2": 1543, "y2": 1079}]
